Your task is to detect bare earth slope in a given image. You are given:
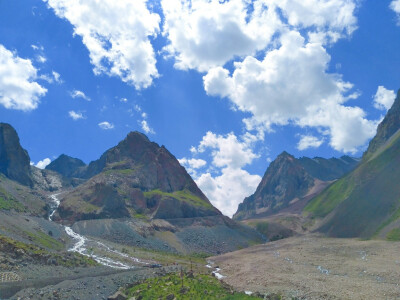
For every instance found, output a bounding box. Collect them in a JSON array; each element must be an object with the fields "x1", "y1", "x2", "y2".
[{"x1": 210, "y1": 235, "x2": 400, "y2": 299}]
